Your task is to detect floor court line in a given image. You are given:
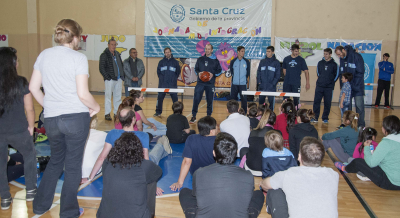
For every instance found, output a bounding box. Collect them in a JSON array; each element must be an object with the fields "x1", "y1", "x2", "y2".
[
  {"x1": 326, "y1": 150, "x2": 377, "y2": 218},
  {"x1": 186, "y1": 102, "x2": 207, "y2": 118}
]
